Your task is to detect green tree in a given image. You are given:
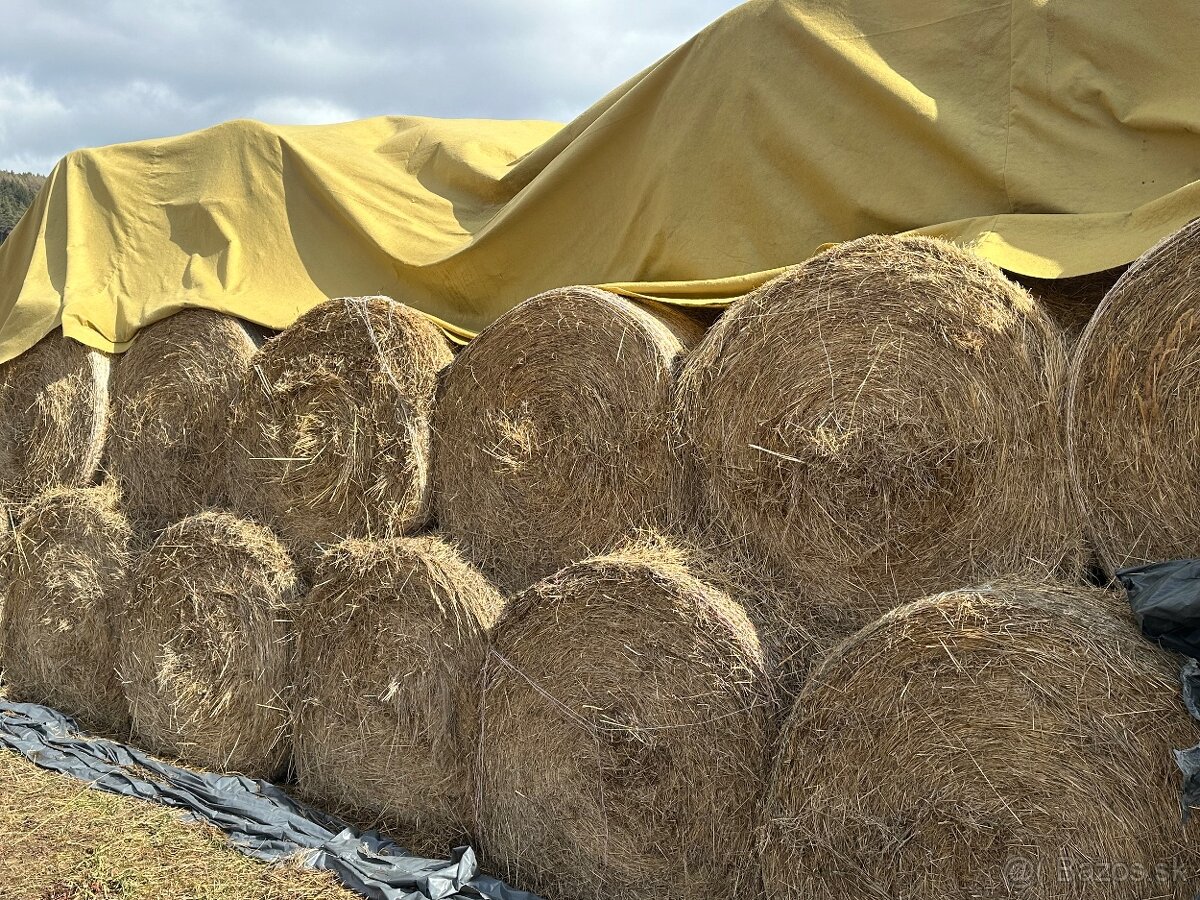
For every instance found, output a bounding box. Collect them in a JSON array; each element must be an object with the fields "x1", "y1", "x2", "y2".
[{"x1": 0, "y1": 171, "x2": 48, "y2": 240}]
